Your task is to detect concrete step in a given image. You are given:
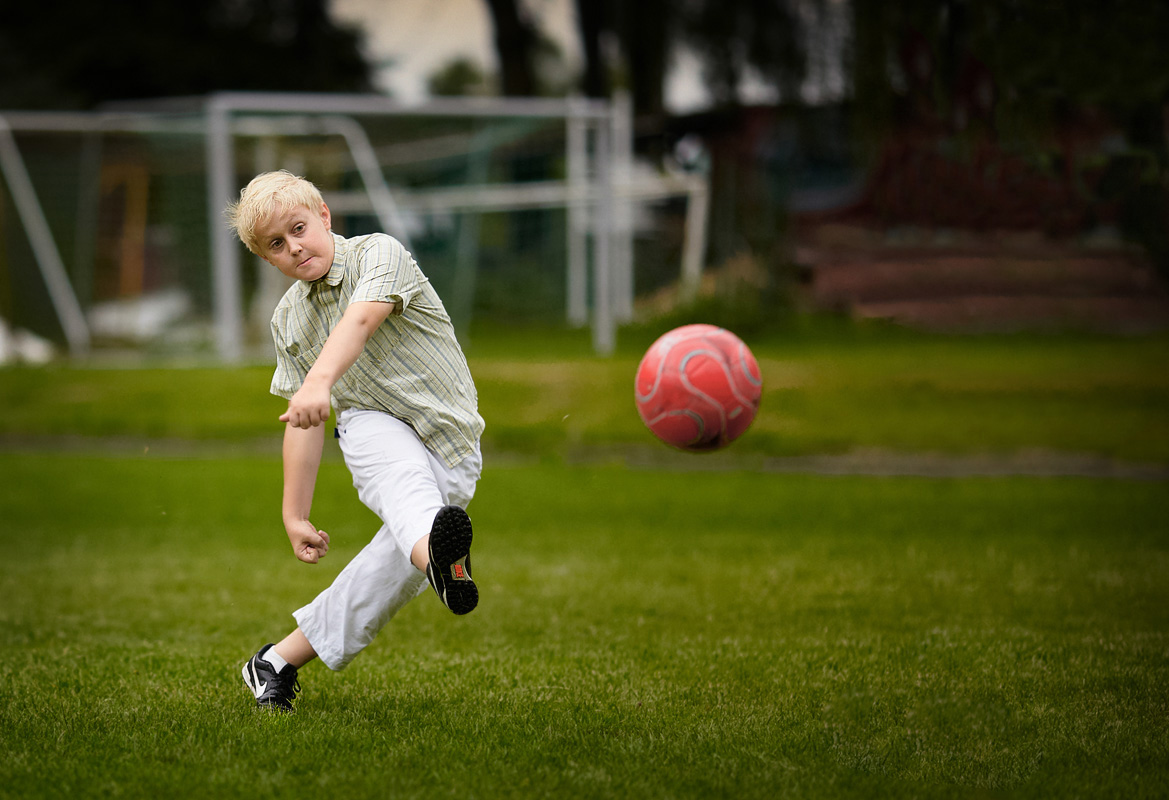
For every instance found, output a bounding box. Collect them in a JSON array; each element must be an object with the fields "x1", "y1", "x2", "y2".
[
  {"x1": 796, "y1": 225, "x2": 1169, "y2": 332},
  {"x1": 810, "y1": 255, "x2": 1165, "y2": 304},
  {"x1": 851, "y1": 295, "x2": 1169, "y2": 333}
]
